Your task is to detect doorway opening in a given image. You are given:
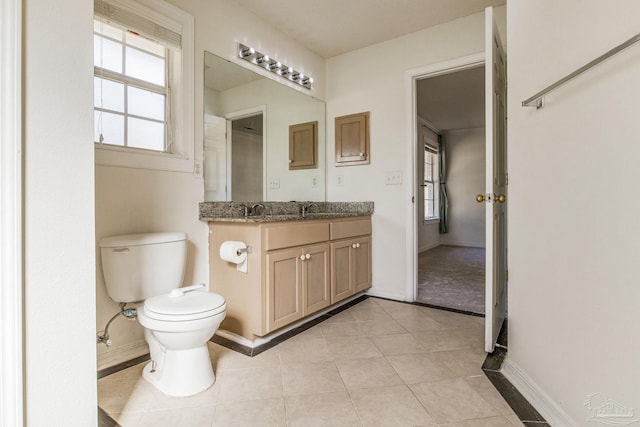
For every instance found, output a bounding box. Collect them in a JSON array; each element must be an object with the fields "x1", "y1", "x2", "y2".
[
  {"x1": 203, "y1": 109, "x2": 266, "y2": 202},
  {"x1": 230, "y1": 114, "x2": 263, "y2": 200},
  {"x1": 415, "y1": 65, "x2": 486, "y2": 315}
]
